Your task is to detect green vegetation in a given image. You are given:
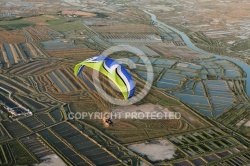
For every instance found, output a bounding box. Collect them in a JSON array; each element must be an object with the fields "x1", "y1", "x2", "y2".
[
  {"x1": 94, "y1": 12, "x2": 109, "y2": 18},
  {"x1": 74, "y1": 39, "x2": 86, "y2": 45},
  {"x1": 231, "y1": 39, "x2": 250, "y2": 51},
  {"x1": 8, "y1": 140, "x2": 37, "y2": 165},
  {"x1": 46, "y1": 17, "x2": 84, "y2": 32},
  {"x1": 188, "y1": 32, "x2": 228, "y2": 55},
  {"x1": 0, "y1": 15, "x2": 85, "y2": 32},
  {"x1": 81, "y1": 39, "x2": 103, "y2": 51},
  {"x1": 109, "y1": 52, "x2": 135, "y2": 59},
  {"x1": 0, "y1": 145, "x2": 9, "y2": 165},
  {"x1": 45, "y1": 17, "x2": 72, "y2": 25},
  {"x1": 0, "y1": 19, "x2": 34, "y2": 30},
  {"x1": 217, "y1": 104, "x2": 250, "y2": 138}
]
